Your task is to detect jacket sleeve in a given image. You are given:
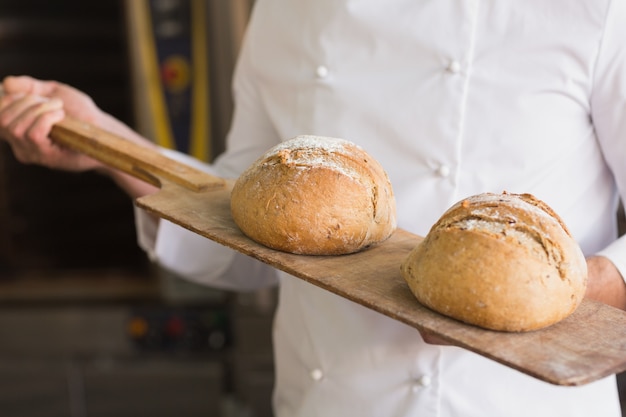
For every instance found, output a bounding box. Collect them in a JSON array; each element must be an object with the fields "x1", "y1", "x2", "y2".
[{"x1": 590, "y1": 0, "x2": 626, "y2": 282}]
